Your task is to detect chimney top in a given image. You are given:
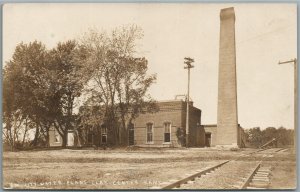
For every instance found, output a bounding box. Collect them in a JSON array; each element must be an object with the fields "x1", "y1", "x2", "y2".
[{"x1": 220, "y1": 7, "x2": 235, "y2": 21}]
